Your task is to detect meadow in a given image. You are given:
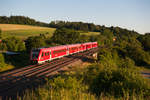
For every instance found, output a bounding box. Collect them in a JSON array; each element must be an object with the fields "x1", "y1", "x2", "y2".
[
  {"x1": 0, "y1": 24, "x2": 56, "y2": 39},
  {"x1": 0, "y1": 24, "x2": 99, "y2": 39}
]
